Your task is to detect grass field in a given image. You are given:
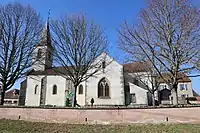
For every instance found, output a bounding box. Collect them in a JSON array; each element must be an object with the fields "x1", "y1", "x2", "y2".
[{"x1": 1, "y1": 119, "x2": 200, "y2": 133}]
